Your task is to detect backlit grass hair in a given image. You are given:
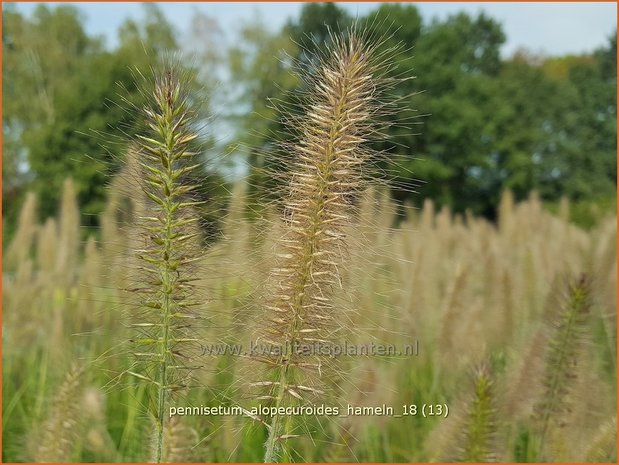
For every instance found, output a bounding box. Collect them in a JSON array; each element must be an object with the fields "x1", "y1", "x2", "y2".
[
  {"x1": 585, "y1": 416, "x2": 617, "y2": 462},
  {"x1": 247, "y1": 27, "x2": 404, "y2": 462}
]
